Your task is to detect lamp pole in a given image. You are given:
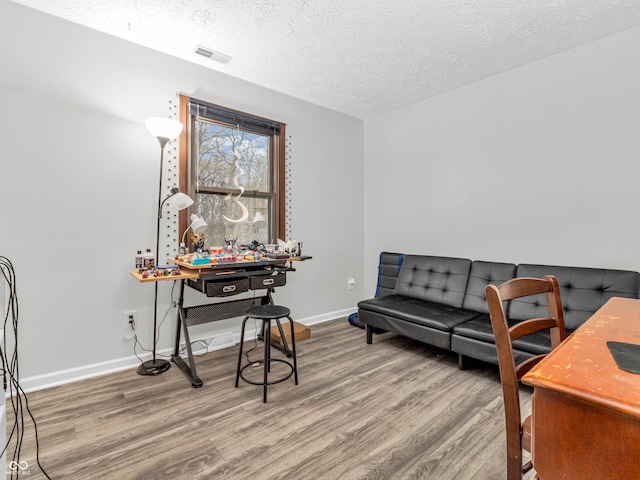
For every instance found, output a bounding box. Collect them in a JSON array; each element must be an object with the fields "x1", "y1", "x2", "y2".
[{"x1": 138, "y1": 118, "x2": 183, "y2": 376}]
